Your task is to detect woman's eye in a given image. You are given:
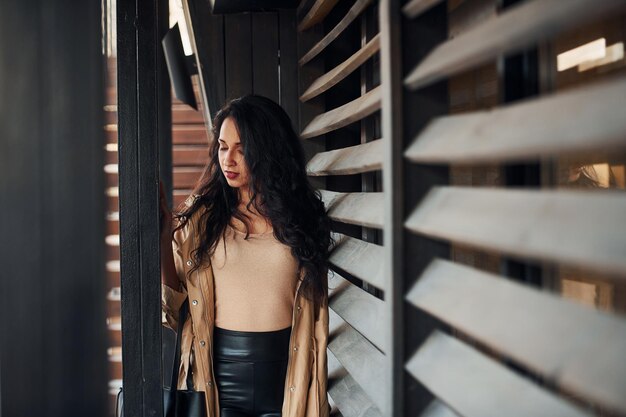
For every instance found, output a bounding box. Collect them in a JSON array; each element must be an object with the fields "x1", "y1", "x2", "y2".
[{"x1": 219, "y1": 147, "x2": 227, "y2": 151}]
